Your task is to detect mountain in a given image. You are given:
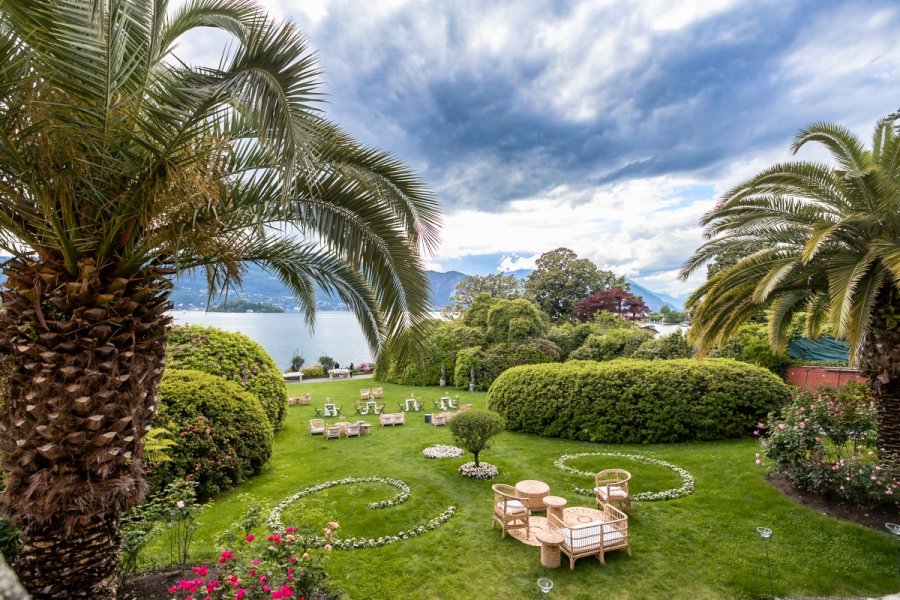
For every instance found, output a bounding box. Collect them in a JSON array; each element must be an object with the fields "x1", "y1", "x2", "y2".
[{"x1": 166, "y1": 264, "x2": 683, "y2": 312}]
